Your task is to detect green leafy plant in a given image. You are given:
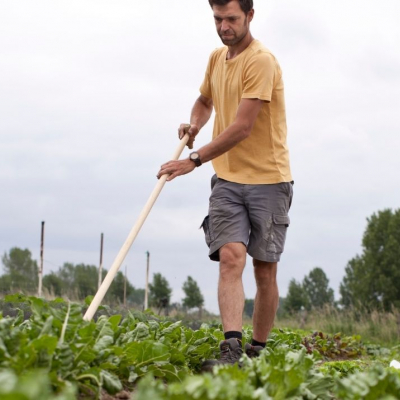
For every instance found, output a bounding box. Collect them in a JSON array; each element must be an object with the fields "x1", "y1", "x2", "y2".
[
  {"x1": 334, "y1": 365, "x2": 400, "y2": 399},
  {"x1": 0, "y1": 369, "x2": 76, "y2": 400},
  {"x1": 133, "y1": 346, "x2": 335, "y2": 400},
  {"x1": 1, "y1": 294, "x2": 399, "y2": 400}
]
